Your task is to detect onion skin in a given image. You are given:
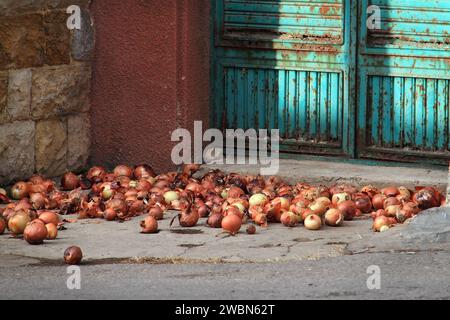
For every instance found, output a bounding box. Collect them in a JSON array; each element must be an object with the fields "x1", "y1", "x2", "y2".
[
  {"x1": 304, "y1": 214, "x2": 322, "y2": 231},
  {"x1": 45, "y1": 223, "x2": 58, "y2": 240},
  {"x1": 221, "y1": 214, "x2": 242, "y2": 235},
  {"x1": 140, "y1": 216, "x2": 158, "y2": 234},
  {"x1": 64, "y1": 246, "x2": 83, "y2": 265},
  {"x1": 24, "y1": 221, "x2": 48, "y2": 245}
]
